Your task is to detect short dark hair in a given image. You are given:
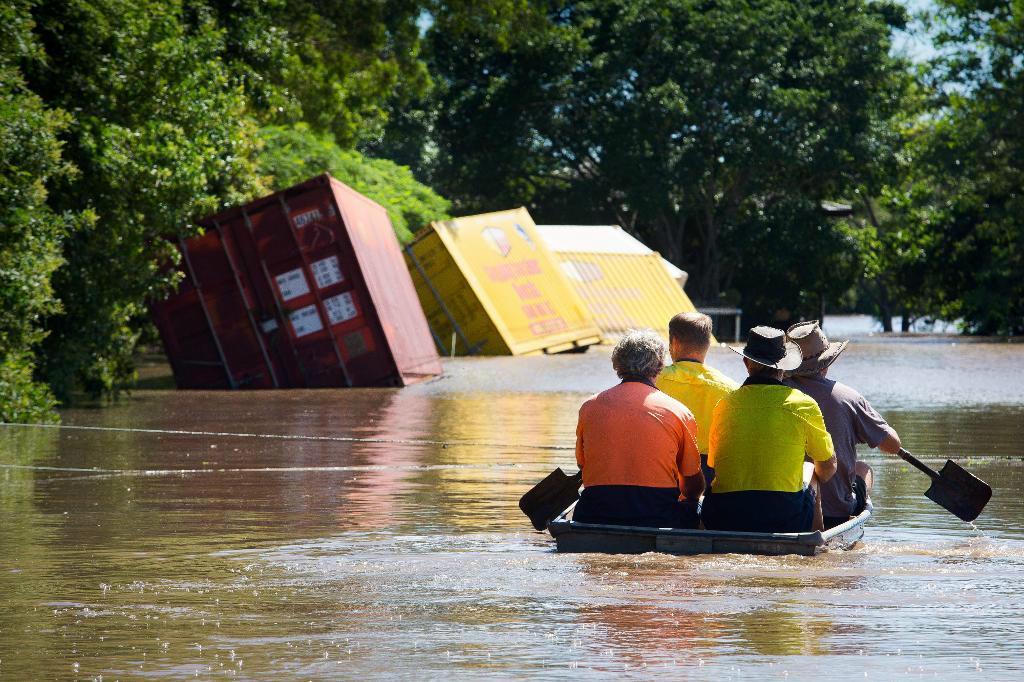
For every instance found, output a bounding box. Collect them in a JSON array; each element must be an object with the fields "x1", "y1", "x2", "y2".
[
  {"x1": 668, "y1": 312, "x2": 712, "y2": 350},
  {"x1": 745, "y1": 358, "x2": 783, "y2": 379}
]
